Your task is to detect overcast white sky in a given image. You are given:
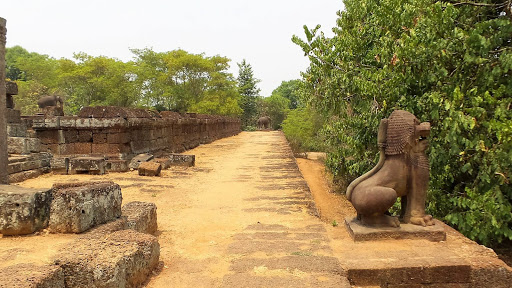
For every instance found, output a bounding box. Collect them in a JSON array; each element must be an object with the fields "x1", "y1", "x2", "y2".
[{"x1": 2, "y1": 0, "x2": 343, "y2": 96}]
